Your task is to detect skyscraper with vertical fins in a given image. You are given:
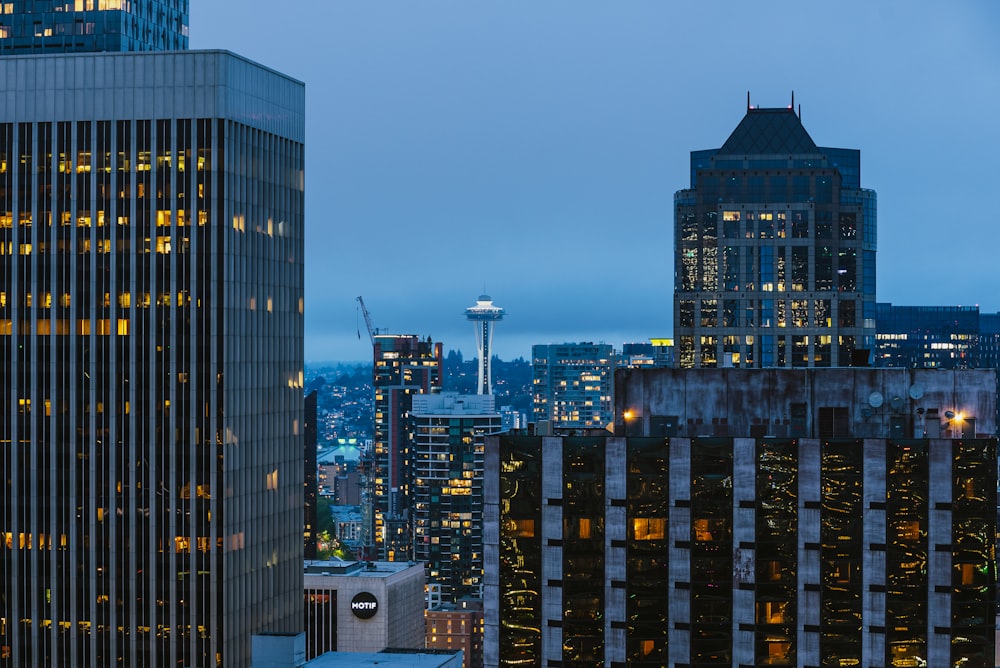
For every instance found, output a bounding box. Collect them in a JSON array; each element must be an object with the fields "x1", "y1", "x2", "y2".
[{"x1": 0, "y1": 2, "x2": 305, "y2": 665}]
